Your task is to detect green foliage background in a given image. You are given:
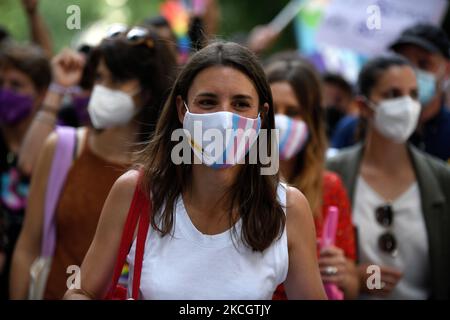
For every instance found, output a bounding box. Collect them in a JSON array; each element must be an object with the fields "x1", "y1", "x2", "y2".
[
  {"x1": 0, "y1": 0, "x2": 448, "y2": 55},
  {"x1": 0, "y1": 0, "x2": 294, "y2": 55}
]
